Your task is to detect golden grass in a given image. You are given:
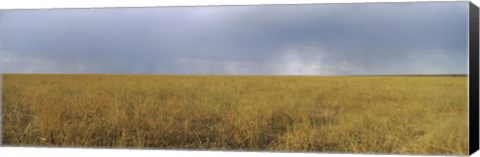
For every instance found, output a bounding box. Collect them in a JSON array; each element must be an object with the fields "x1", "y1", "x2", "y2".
[{"x1": 1, "y1": 74, "x2": 468, "y2": 155}]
